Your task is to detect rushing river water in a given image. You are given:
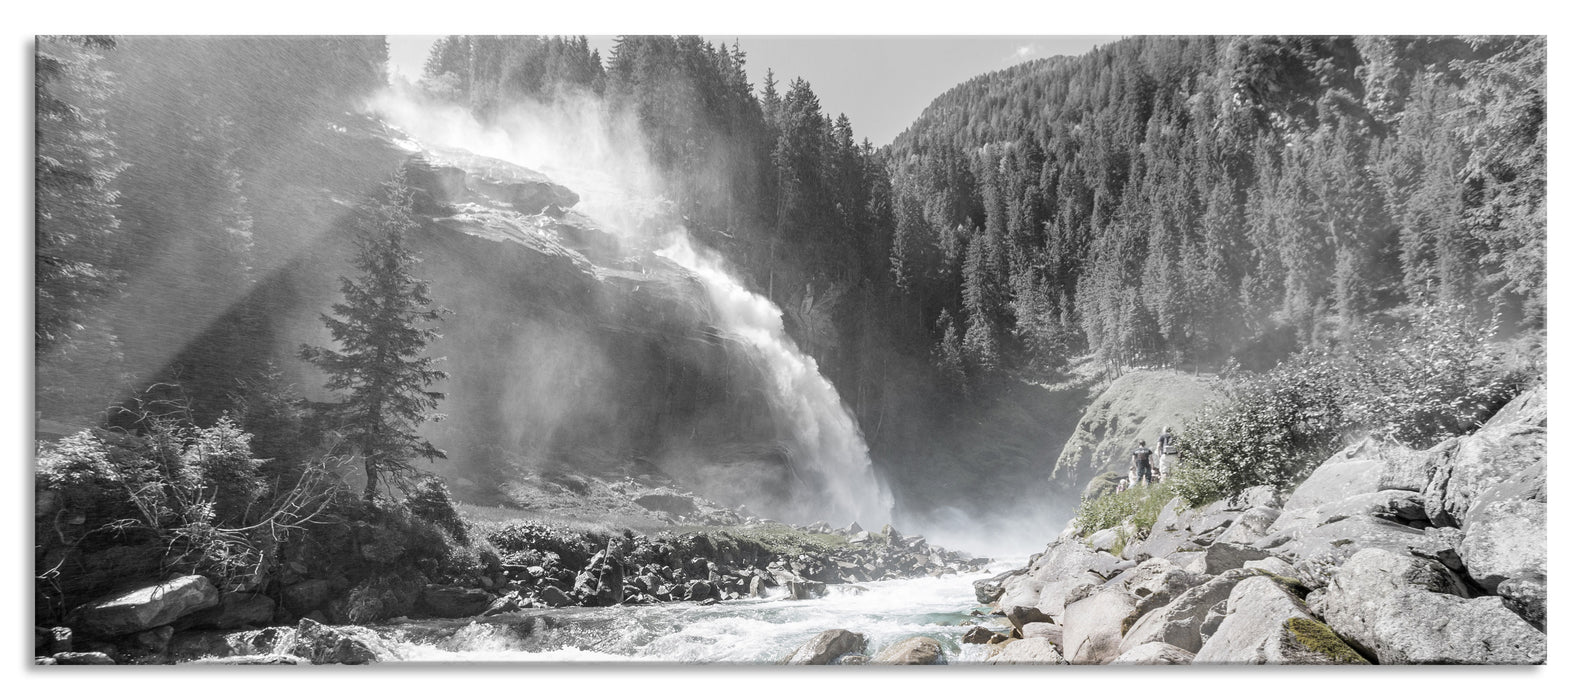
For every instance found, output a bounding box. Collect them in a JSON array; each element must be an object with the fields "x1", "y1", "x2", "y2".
[{"x1": 366, "y1": 564, "x2": 1012, "y2": 664}]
